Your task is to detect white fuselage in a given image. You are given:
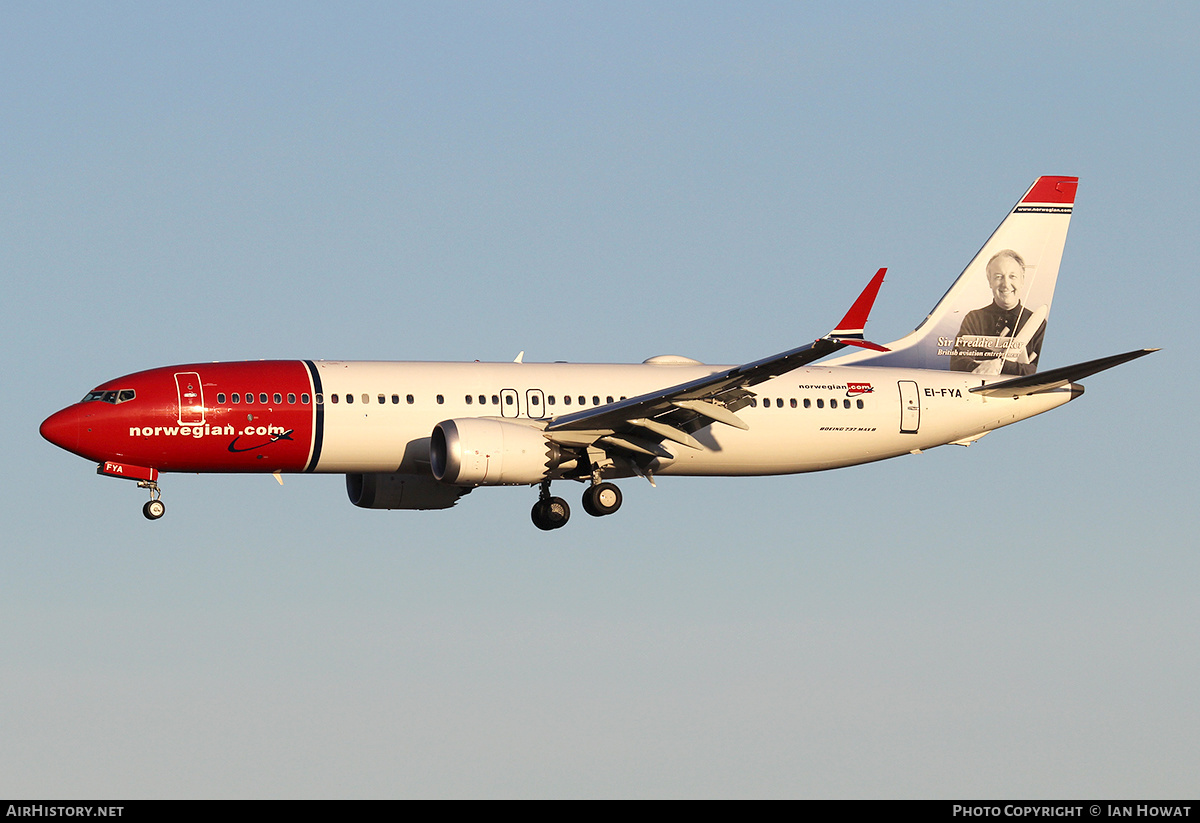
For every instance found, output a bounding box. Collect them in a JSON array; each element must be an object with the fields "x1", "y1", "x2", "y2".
[{"x1": 309, "y1": 359, "x2": 1076, "y2": 478}]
